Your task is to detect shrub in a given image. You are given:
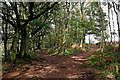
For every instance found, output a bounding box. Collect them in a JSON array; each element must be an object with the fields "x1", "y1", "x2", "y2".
[{"x1": 88, "y1": 46, "x2": 120, "y2": 79}]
